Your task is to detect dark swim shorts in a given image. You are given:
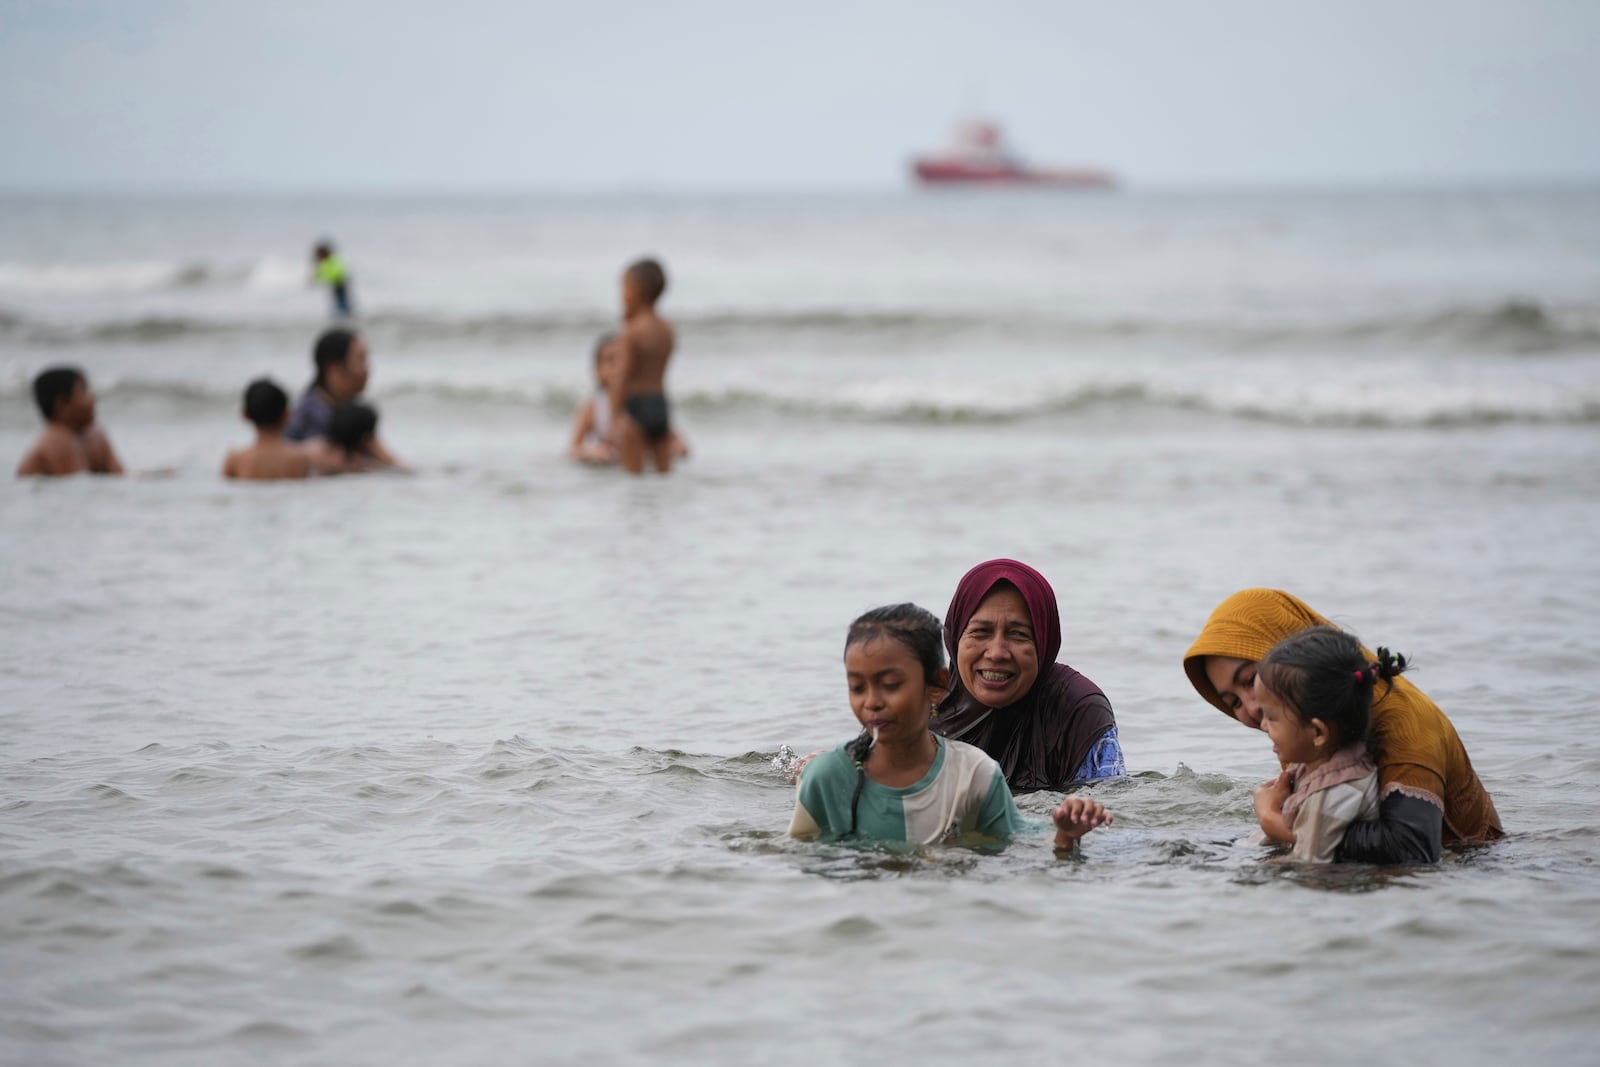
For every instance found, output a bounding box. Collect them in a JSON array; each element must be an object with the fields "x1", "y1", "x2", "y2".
[{"x1": 624, "y1": 394, "x2": 671, "y2": 442}]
